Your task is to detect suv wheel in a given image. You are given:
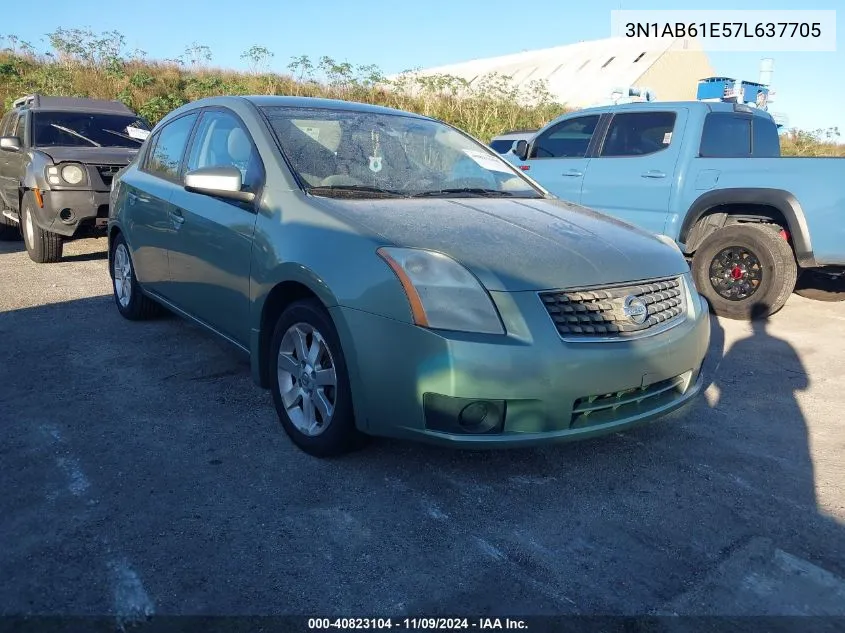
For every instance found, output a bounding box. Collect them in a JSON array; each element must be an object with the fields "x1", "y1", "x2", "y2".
[
  {"x1": 691, "y1": 223, "x2": 797, "y2": 321},
  {"x1": 109, "y1": 233, "x2": 161, "y2": 320},
  {"x1": 269, "y1": 299, "x2": 363, "y2": 457},
  {"x1": 21, "y1": 193, "x2": 63, "y2": 263}
]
